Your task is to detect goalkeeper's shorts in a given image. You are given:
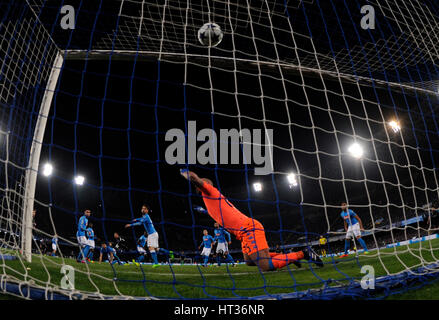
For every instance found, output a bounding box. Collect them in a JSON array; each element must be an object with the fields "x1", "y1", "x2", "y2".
[{"x1": 239, "y1": 219, "x2": 269, "y2": 256}]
